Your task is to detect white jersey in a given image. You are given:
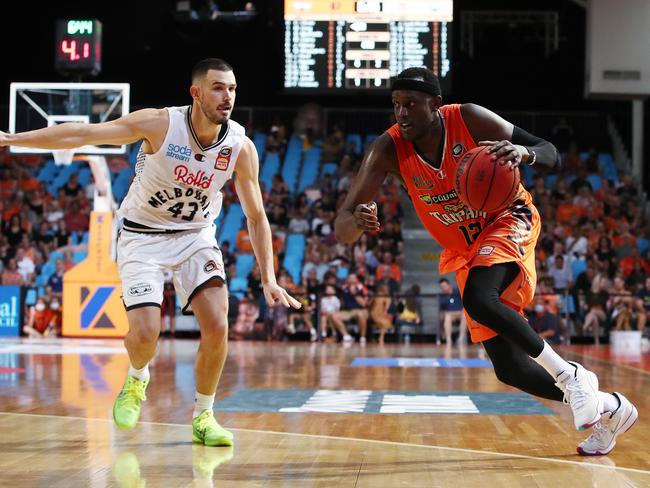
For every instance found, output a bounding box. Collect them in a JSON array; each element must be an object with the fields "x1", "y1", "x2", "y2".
[{"x1": 118, "y1": 105, "x2": 246, "y2": 231}]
